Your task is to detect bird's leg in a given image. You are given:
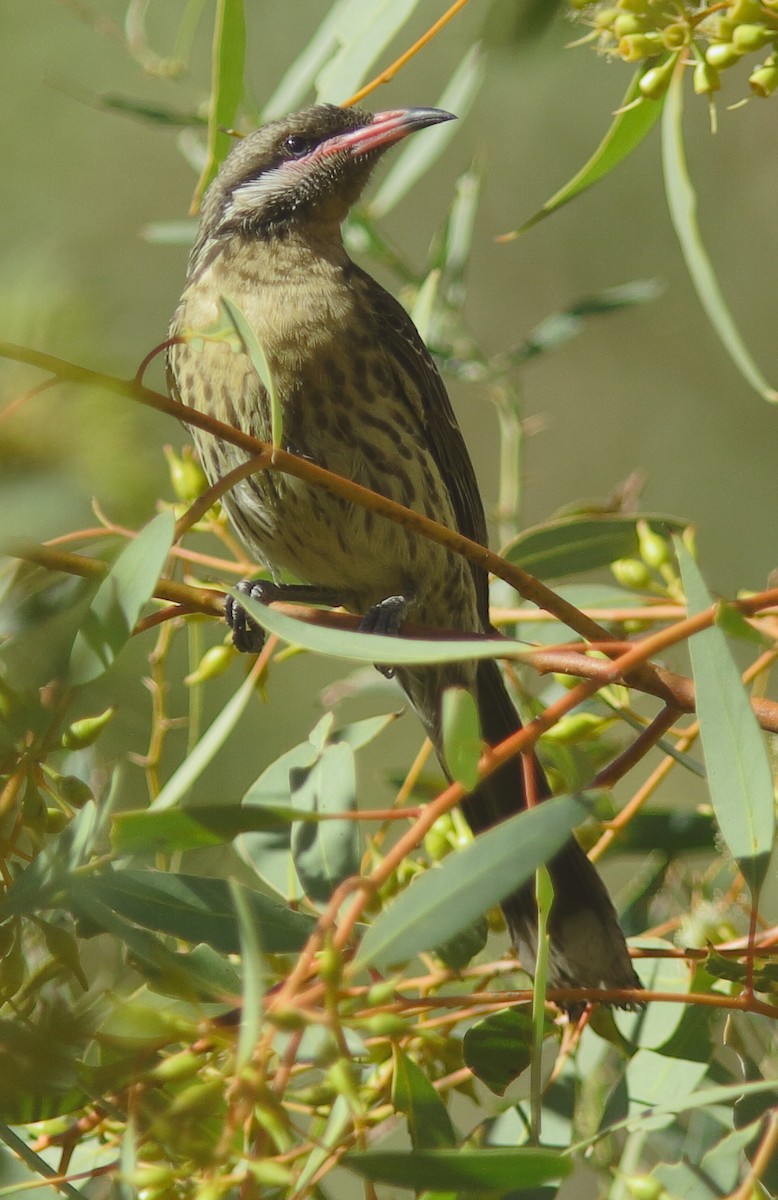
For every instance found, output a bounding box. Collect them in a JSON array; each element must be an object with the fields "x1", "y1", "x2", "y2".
[
  {"x1": 359, "y1": 594, "x2": 414, "y2": 679},
  {"x1": 226, "y1": 580, "x2": 346, "y2": 654}
]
